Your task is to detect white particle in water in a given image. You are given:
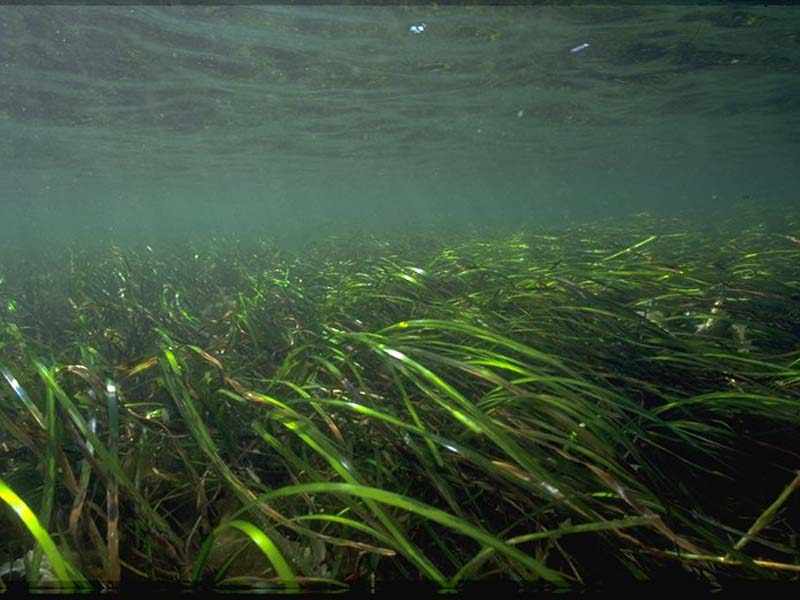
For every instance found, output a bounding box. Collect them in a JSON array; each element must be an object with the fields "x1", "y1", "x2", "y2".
[{"x1": 541, "y1": 481, "x2": 563, "y2": 498}]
